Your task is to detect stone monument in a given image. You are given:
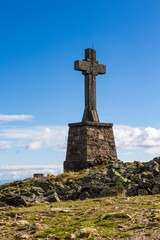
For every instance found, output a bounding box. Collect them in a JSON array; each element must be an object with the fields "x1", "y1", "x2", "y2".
[{"x1": 64, "y1": 48, "x2": 117, "y2": 172}]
